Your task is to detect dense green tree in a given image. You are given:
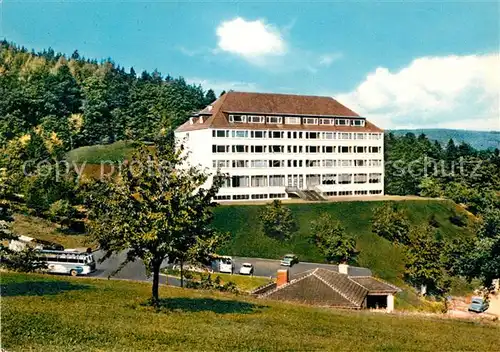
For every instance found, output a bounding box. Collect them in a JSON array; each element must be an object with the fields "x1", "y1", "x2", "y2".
[
  {"x1": 83, "y1": 141, "x2": 226, "y2": 304},
  {"x1": 311, "y1": 213, "x2": 357, "y2": 264},
  {"x1": 204, "y1": 89, "x2": 217, "y2": 105},
  {"x1": 371, "y1": 203, "x2": 411, "y2": 245},
  {"x1": 259, "y1": 200, "x2": 297, "y2": 241}
]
